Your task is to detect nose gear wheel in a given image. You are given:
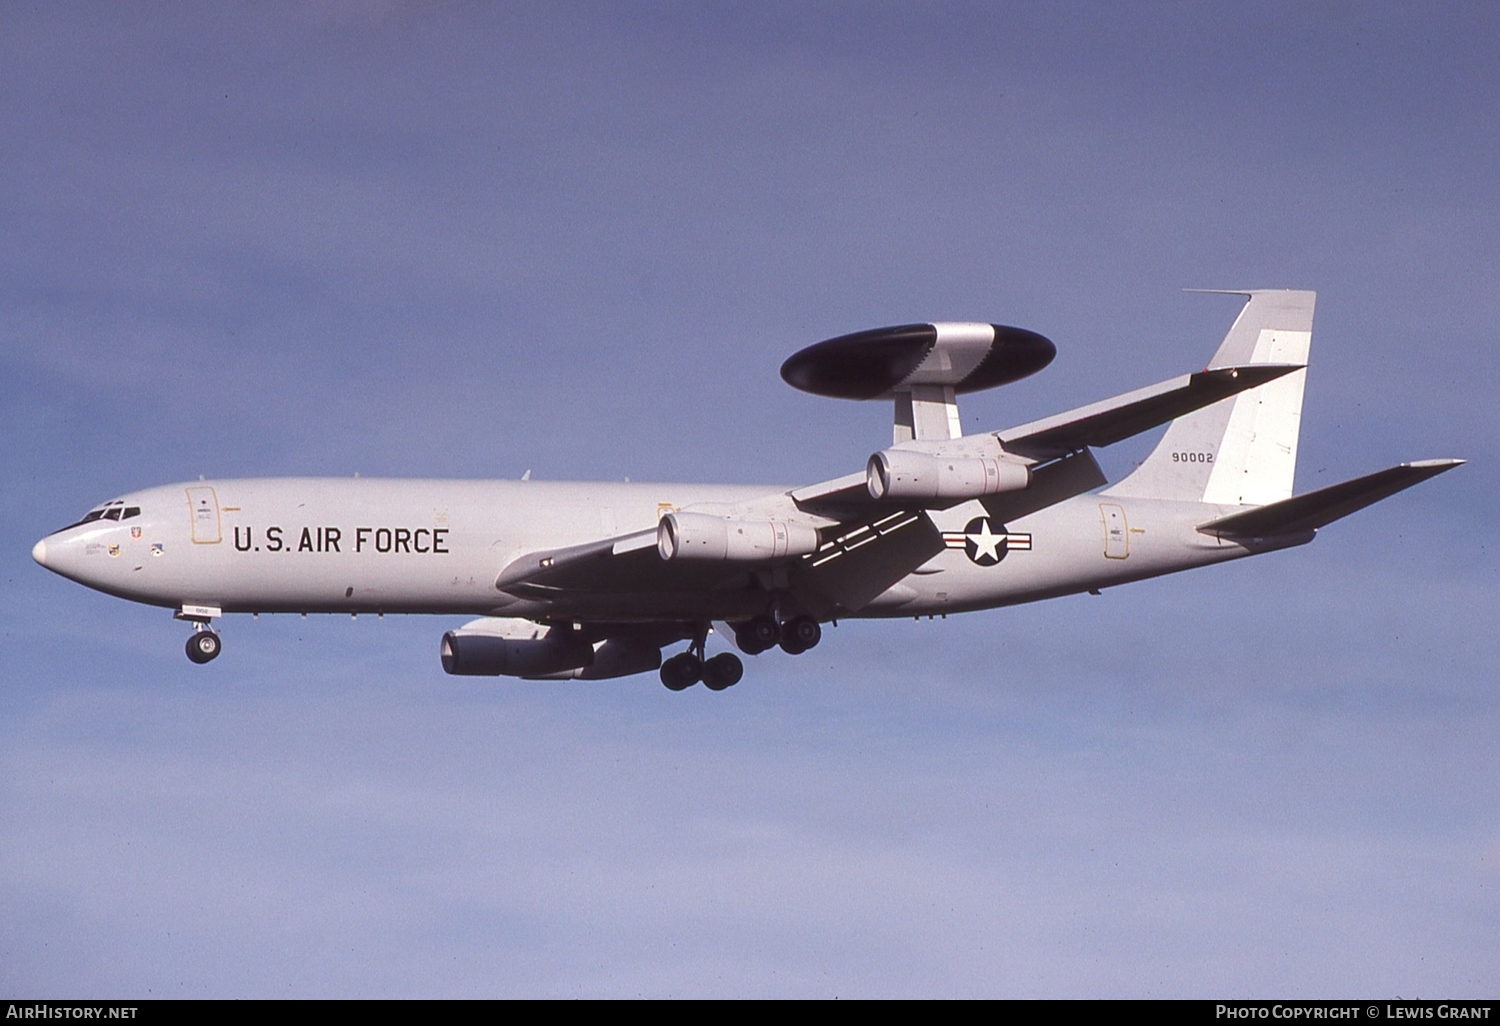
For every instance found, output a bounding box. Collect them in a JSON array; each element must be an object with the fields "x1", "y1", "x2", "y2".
[{"x1": 185, "y1": 629, "x2": 222, "y2": 664}]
